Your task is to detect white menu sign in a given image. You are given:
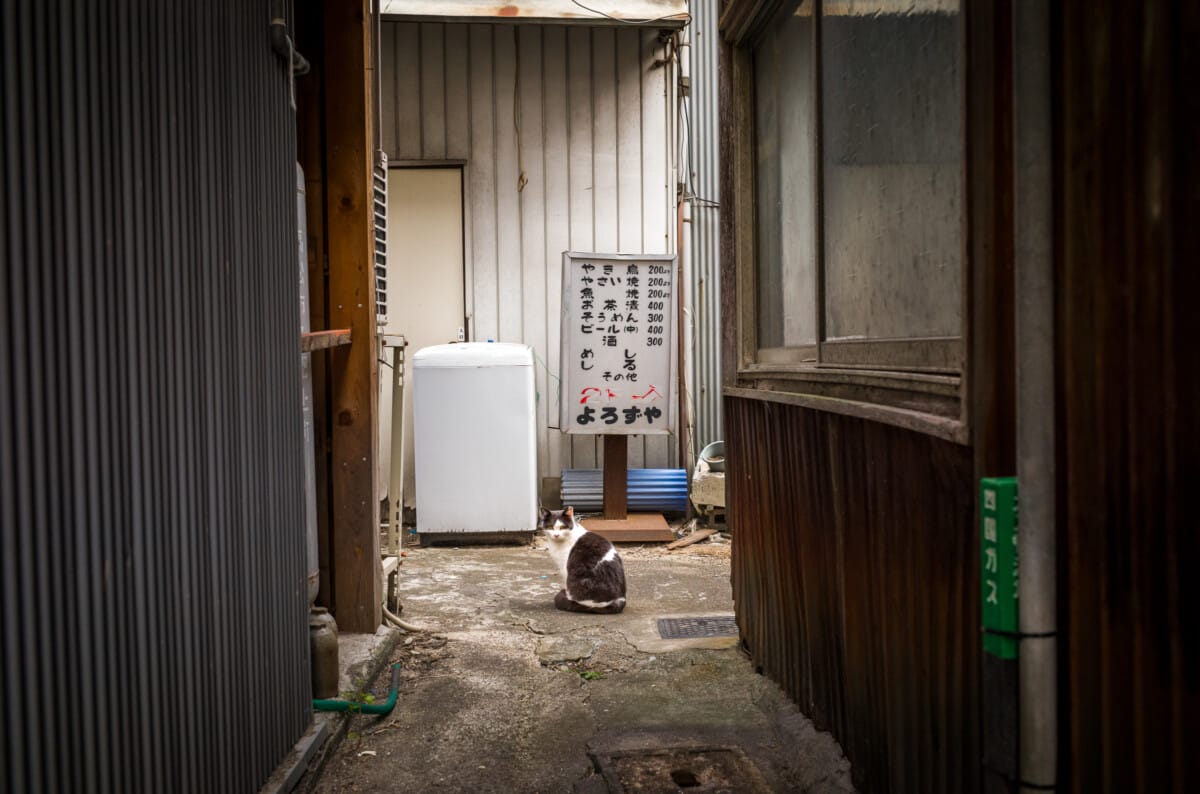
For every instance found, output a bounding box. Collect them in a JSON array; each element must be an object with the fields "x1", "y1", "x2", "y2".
[{"x1": 560, "y1": 251, "x2": 676, "y2": 435}]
